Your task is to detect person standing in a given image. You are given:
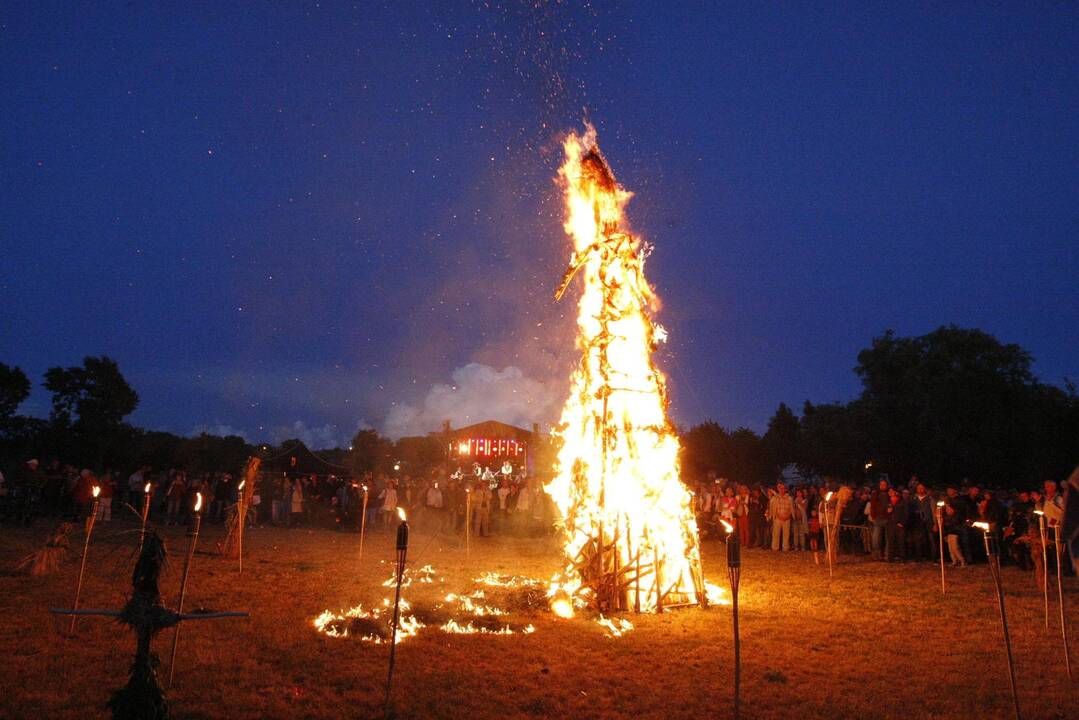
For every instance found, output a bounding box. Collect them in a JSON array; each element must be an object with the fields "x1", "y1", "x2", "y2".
[
  {"x1": 425, "y1": 480, "x2": 445, "y2": 531},
  {"x1": 942, "y1": 487, "x2": 967, "y2": 567},
  {"x1": 769, "y1": 483, "x2": 794, "y2": 551},
  {"x1": 165, "y1": 471, "x2": 186, "y2": 525},
  {"x1": 868, "y1": 479, "x2": 892, "y2": 561},
  {"x1": 378, "y1": 479, "x2": 398, "y2": 526},
  {"x1": 735, "y1": 485, "x2": 751, "y2": 546},
  {"x1": 793, "y1": 488, "x2": 808, "y2": 551},
  {"x1": 97, "y1": 470, "x2": 115, "y2": 522},
  {"x1": 910, "y1": 484, "x2": 937, "y2": 561},
  {"x1": 886, "y1": 488, "x2": 908, "y2": 562}
]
